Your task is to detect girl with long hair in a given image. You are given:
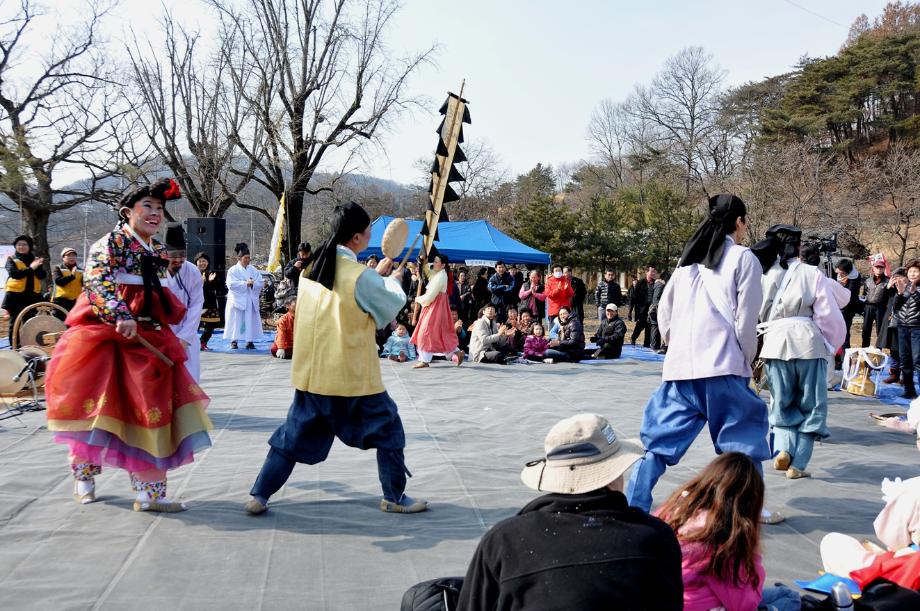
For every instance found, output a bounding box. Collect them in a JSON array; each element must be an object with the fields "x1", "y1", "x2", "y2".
[{"x1": 655, "y1": 452, "x2": 765, "y2": 611}]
